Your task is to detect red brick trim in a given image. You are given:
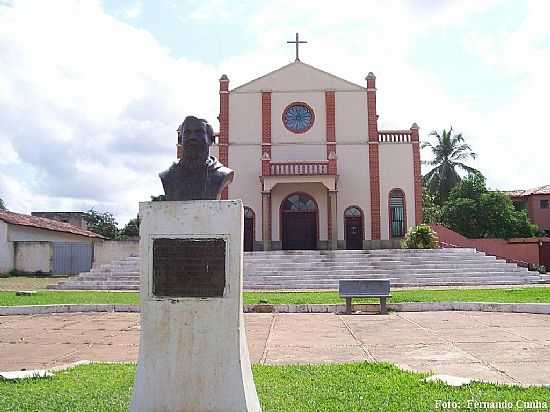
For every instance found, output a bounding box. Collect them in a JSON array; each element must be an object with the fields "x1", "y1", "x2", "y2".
[
  {"x1": 411, "y1": 124, "x2": 423, "y2": 225},
  {"x1": 219, "y1": 75, "x2": 230, "y2": 199},
  {"x1": 262, "y1": 91, "x2": 272, "y2": 176},
  {"x1": 366, "y1": 73, "x2": 380, "y2": 240},
  {"x1": 325, "y1": 91, "x2": 337, "y2": 175},
  {"x1": 369, "y1": 144, "x2": 381, "y2": 240}
]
